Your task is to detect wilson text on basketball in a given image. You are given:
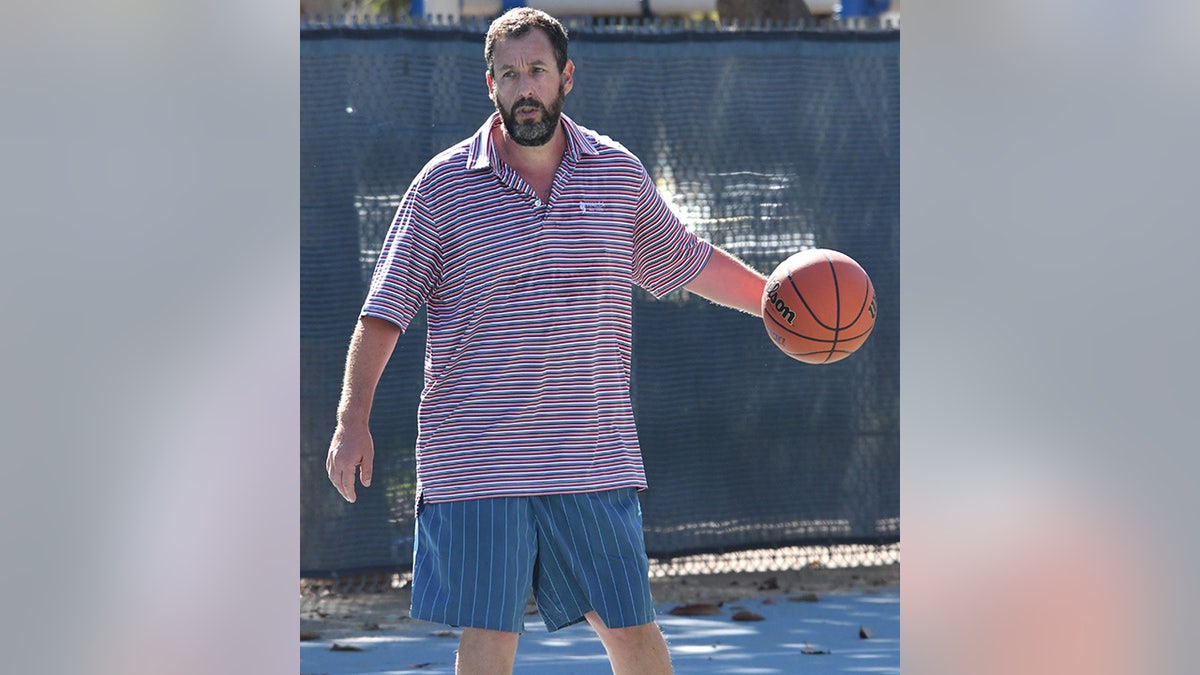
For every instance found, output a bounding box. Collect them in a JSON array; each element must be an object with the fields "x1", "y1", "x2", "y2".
[{"x1": 764, "y1": 281, "x2": 796, "y2": 325}]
